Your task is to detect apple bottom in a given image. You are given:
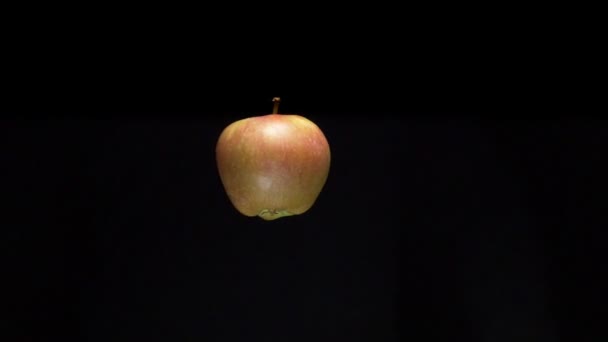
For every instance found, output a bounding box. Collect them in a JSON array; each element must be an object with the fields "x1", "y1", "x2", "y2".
[{"x1": 257, "y1": 208, "x2": 294, "y2": 220}]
